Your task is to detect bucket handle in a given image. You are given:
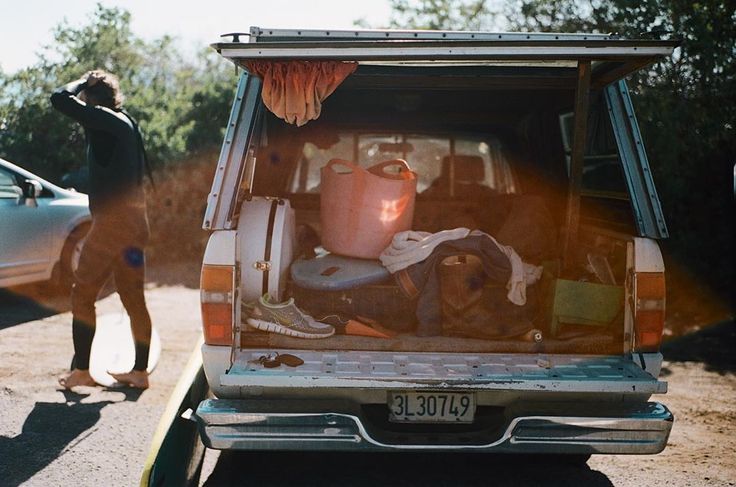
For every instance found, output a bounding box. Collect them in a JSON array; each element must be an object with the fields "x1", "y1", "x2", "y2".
[
  {"x1": 325, "y1": 158, "x2": 360, "y2": 174},
  {"x1": 367, "y1": 159, "x2": 415, "y2": 180}
]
